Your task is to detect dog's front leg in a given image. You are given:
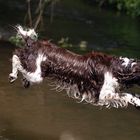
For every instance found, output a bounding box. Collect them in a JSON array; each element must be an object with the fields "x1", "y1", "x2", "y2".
[
  {"x1": 121, "y1": 93, "x2": 140, "y2": 107},
  {"x1": 9, "y1": 55, "x2": 20, "y2": 83},
  {"x1": 98, "y1": 92, "x2": 140, "y2": 108},
  {"x1": 21, "y1": 78, "x2": 30, "y2": 88}
]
